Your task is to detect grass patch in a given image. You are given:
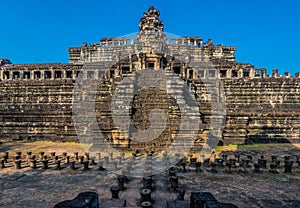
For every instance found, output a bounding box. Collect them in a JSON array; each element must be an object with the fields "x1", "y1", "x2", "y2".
[
  {"x1": 213, "y1": 143, "x2": 299, "y2": 157},
  {"x1": 0, "y1": 140, "x2": 89, "y2": 155},
  {"x1": 215, "y1": 144, "x2": 238, "y2": 151},
  {"x1": 237, "y1": 143, "x2": 298, "y2": 151},
  {"x1": 1, "y1": 141, "x2": 299, "y2": 158}
]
